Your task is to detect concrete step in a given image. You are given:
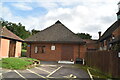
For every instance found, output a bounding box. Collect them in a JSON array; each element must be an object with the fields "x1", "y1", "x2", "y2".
[{"x1": 58, "y1": 61, "x2": 74, "y2": 64}]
